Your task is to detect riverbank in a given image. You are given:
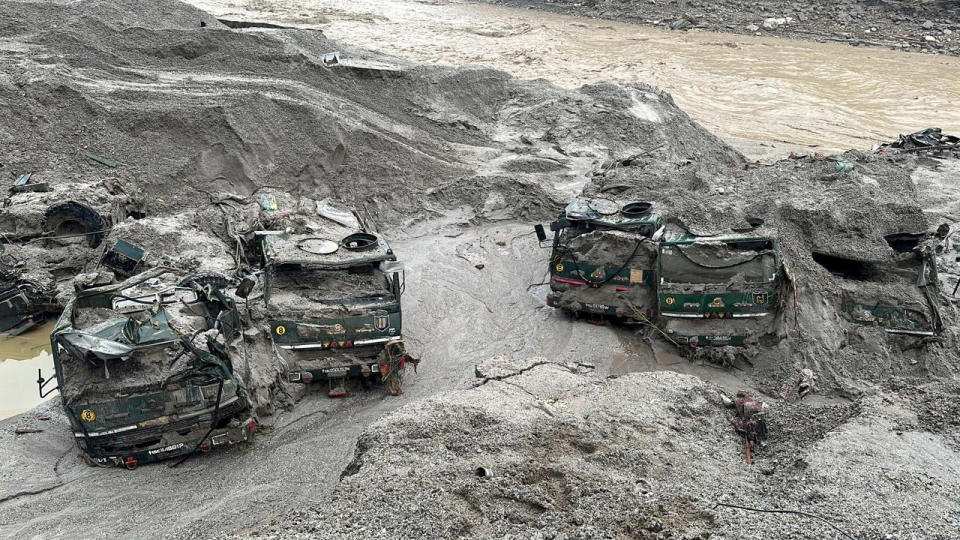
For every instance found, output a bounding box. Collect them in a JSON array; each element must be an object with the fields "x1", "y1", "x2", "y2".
[
  {"x1": 483, "y1": 0, "x2": 960, "y2": 56},
  {"x1": 188, "y1": 0, "x2": 960, "y2": 162}
]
